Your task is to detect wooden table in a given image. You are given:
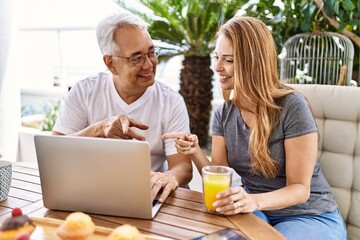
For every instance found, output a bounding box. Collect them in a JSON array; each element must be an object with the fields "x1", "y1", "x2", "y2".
[{"x1": 0, "y1": 162, "x2": 285, "y2": 240}]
